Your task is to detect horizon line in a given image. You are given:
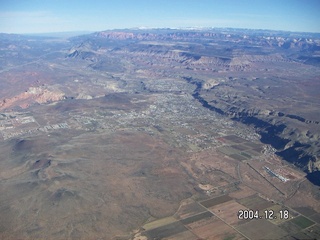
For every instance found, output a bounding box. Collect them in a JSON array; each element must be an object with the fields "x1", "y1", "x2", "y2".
[{"x1": 1, "y1": 26, "x2": 320, "y2": 36}]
